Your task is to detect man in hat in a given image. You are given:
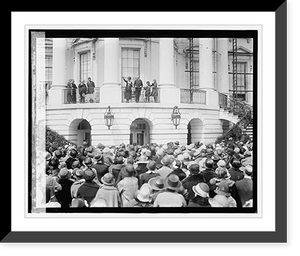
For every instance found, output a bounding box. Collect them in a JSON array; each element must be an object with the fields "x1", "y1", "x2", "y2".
[
  {"x1": 76, "y1": 168, "x2": 100, "y2": 206},
  {"x1": 65, "y1": 149, "x2": 79, "y2": 170},
  {"x1": 135, "y1": 155, "x2": 149, "y2": 176},
  {"x1": 134, "y1": 75, "x2": 143, "y2": 103},
  {"x1": 187, "y1": 182, "x2": 211, "y2": 207},
  {"x1": 109, "y1": 156, "x2": 125, "y2": 181},
  {"x1": 139, "y1": 160, "x2": 160, "y2": 187},
  {"x1": 117, "y1": 164, "x2": 139, "y2": 206},
  {"x1": 56, "y1": 168, "x2": 74, "y2": 209},
  {"x1": 70, "y1": 168, "x2": 85, "y2": 198},
  {"x1": 229, "y1": 159, "x2": 244, "y2": 182},
  {"x1": 93, "y1": 153, "x2": 109, "y2": 184},
  {"x1": 168, "y1": 159, "x2": 187, "y2": 181},
  {"x1": 87, "y1": 77, "x2": 95, "y2": 94},
  {"x1": 148, "y1": 176, "x2": 165, "y2": 202},
  {"x1": 153, "y1": 174, "x2": 186, "y2": 207},
  {"x1": 94, "y1": 173, "x2": 121, "y2": 207},
  {"x1": 182, "y1": 163, "x2": 204, "y2": 202},
  {"x1": 156, "y1": 155, "x2": 174, "y2": 180},
  {"x1": 235, "y1": 165, "x2": 253, "y2": 206}
]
